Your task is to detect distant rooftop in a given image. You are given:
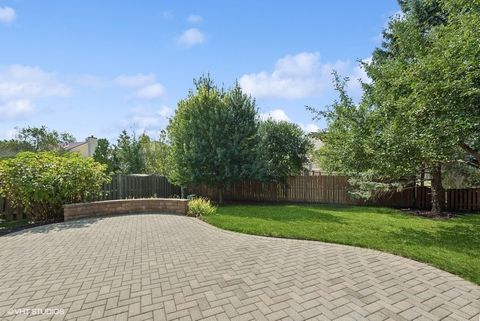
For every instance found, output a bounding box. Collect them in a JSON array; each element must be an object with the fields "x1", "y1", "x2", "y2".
[{"x1": 63, "y1": 142, "x2": 87, "y2": 150}]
